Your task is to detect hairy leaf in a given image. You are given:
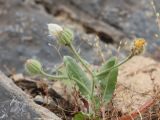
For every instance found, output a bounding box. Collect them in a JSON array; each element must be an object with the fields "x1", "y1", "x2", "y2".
[
  {"x1": 64, "y1": 56, "x2": 91, "y2": 97},
  {"x1": 97, "y1": 57, "x2": 116, "y2": 88},
  {"x1": 97, "y1": 57, "x2": 118, "y2": 103},
  {"x1": 103, "y1": 67, "x2": 118, "y2": 103}
]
